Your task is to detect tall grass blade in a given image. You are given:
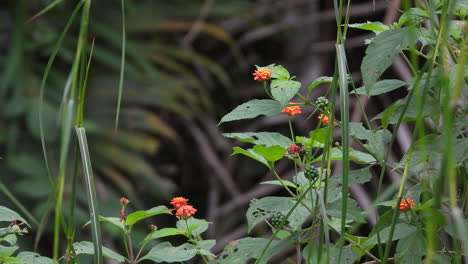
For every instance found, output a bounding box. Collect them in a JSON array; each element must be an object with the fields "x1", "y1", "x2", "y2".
[
  {"x1": 336, "y1": 43, "x2": 350, "y2": 262},
  {"x1": 38, "y1": 0, "x2": 83, "y2": 189},
  {"x1": 115, "y1": 0, "x2": 126, "y2": 130},
  {"x1": 0, "y1": 180, "x2": 38, "y2": 226},
  {"x1": 25, "y1": 0, "x2": 63, "y2": 24},
  {"x1": 75, "y1": 127, "x2": 103, "y2": 264}
]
